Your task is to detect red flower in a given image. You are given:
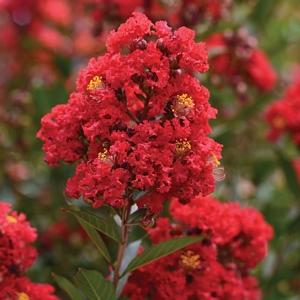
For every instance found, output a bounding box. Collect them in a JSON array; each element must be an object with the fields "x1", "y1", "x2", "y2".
[
  {"x1": 0, "y1": 201, "x2": 59, "y2": 299},
  {"x1": 206, "y1": 31, "x2": 277, "y2": 95},
  {"x1": 265, "y1": 70, "x2": 300, "y2": 147},
  {"x1": 37, "y1": 12, "x2": 223, "y2": 214},
  {"x1": 0, "y1": 202, "x2": 38, "y2": 278}
]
